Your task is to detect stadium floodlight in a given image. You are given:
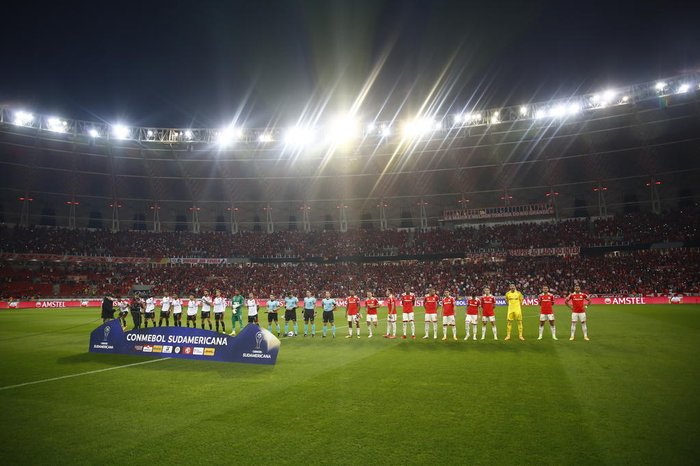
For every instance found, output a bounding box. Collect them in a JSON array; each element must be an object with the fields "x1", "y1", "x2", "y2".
[
  {"x1": 490, "y1": 111, "x2": 501, "y2": 124},
  {"x1": 112, "y1": 124, "x2": 129, "y2": 139},
  {"x1": 217, "y1": 126, "x2": 242, "y2": 146},
  {"x1": 146, "y1": 129, "x2": 154, "y2": 138},
  {"x1": 453, "y1": 114, "x2": 464, "y2": 124},
  {"x1": 14, "y1": 111, "x2": 34, "y2": 126},
  {"x1": 519, "y1": 106, "x2": 528, "y2": 116},
  {"x1": 366, "y1": 122, "x2": 377, "y2": 133},
  {"x1": 469, "y1": 112, "x2": 482, "y2": 122},
  {"x1": 47, "y1": 117, "x2": 67, "y2": 133},
  {"x1": 568, "y1": 102, "x2": 581, "y2": 115},
  {"x1": 402, "y1": 117, "x2": 437, "y2": 137},
  {"x1": 328, "y1": 115, "x2": 360, "y2": 143},
  {"x1": 380, "y1": 124, "x2": 391, "y2": 137},
  {"x1": 550, "y1": 104, "x2": 566, "y2": 118},
  {"x1": 535, "y1": 108, "x2": 547, "y2": 119},
  {"x1": 284, "y1": 126, "x2": 314, "y2": 146},
  {"x1": 655, "y1": 81, "x2": 667, "y2": 91},
  {"x1": 621, "y1": 95, "x2": 630, "y2": 103},
  {"x1": 258, "y1": 133, "x2": 273, "y2": 143},
  {"x1": 184, "y1": 130, "x2": 193, "y2": 140},
  {"x1": 88, "y1": 128, "x2": 99, "y2": 138},
  {"x1": 677, "y1": 83, "x2": 690, "y2": 94}
]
